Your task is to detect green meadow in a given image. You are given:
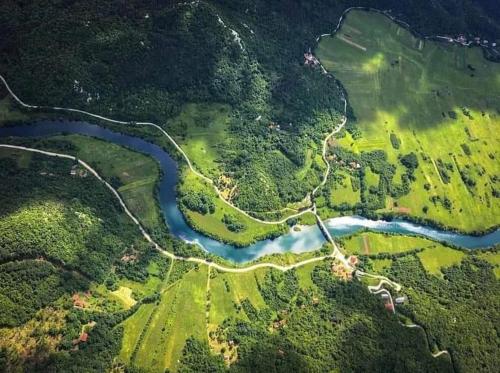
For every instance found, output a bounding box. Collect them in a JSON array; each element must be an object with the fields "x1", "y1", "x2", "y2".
[
  {"x1": 169, "y1": 103, "x2": 231, "y2": 179},
  {"x1": 371, "y1": 258, "x2": 393, "y2": 272},
  {"x1": 329, "y1": 170, "x2": 360, "y2": 205},
  {"x1": 120, "y1": 263, "x2": 207, "y2": 372},
  {"x1": 417, "y1": 246, "x2": 465, "y2": 276},
  {"x1": 342, "y1": 232, "x2": 435, "y2": 255},
  {"x1": 208, "y1": 269, "x2": 267, "y2": 326},
  {"x1": 341, "y1": 231, "x2": 471, "y2": 277},
  {"x1": 317, "y1": 10, "x2": 500, "y2": 232}
]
